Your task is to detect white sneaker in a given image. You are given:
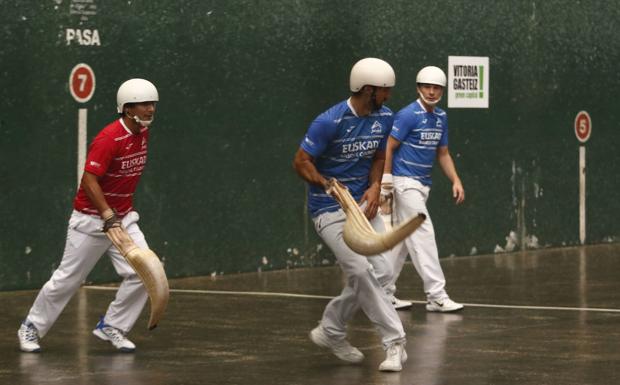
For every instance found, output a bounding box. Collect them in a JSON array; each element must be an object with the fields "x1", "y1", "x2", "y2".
[
  {"x1": 379, "y1": 343, "x2": 407, "y2": 372},
  {"x1": 309, "y1": 325, "x2": 364, "y2": 363},
  {"x1": 390, "y1": 295, "x2": 413, "y2": 310},
  {"x1": 426, "y1": 297, "x2": 464, "y2": 312},
  {"x1": 18, "y1": 321, "x2": 41, "y2": 353},
  {"x1": 92, "y1": 317, "x2": 136, "y2": 352}
]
